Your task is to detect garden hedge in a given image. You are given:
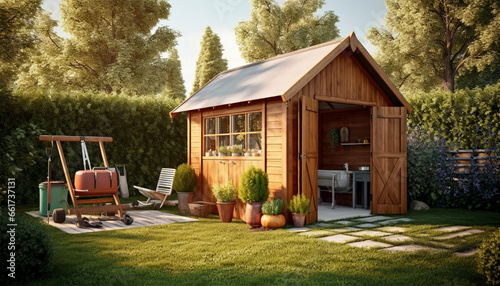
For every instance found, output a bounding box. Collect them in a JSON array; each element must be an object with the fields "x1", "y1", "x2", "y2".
[
  {"x1": 1, "y1": 92, "x2": 187, "y2": 204},
  {"x1": 407, "y1": 83, "x2": 499, "y2": 149}
]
